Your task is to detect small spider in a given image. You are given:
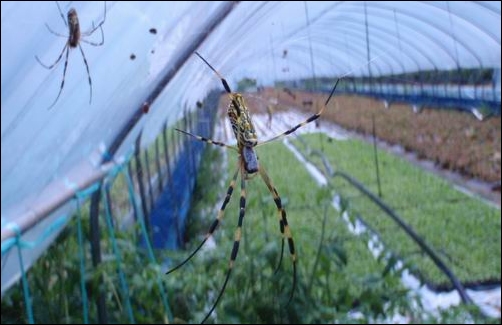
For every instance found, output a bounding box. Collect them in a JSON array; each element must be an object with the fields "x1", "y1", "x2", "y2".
[{"x1": 35, "y1": 2, "x2": 106, "y2": 109}]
